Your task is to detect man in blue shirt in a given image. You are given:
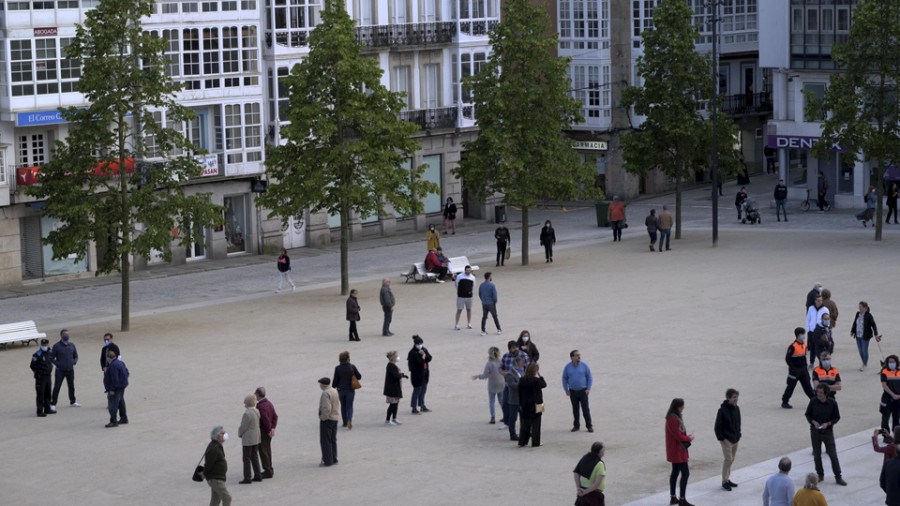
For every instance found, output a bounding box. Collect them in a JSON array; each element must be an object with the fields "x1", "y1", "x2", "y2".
[
  {"x1": 562, "y1": 350, "x2": 593, "y2": 432},
  {"x1": 478, "y1": 272, "x2": 501, "y2": 336},
  {"x1": 762, "y1": 457, "x2": 794, "y2": 506}
]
